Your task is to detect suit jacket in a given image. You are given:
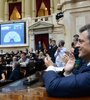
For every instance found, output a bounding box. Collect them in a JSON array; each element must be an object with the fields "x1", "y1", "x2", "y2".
[
  {"x1": 8, "y1": 67, "x2": 21, "y2": 81},
  {"x1": 48, "y1": 45, "x2": 57, "y2": 63},
  {"x1": 43, "y1": 64, "x2": 90, "y2": 97}
]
